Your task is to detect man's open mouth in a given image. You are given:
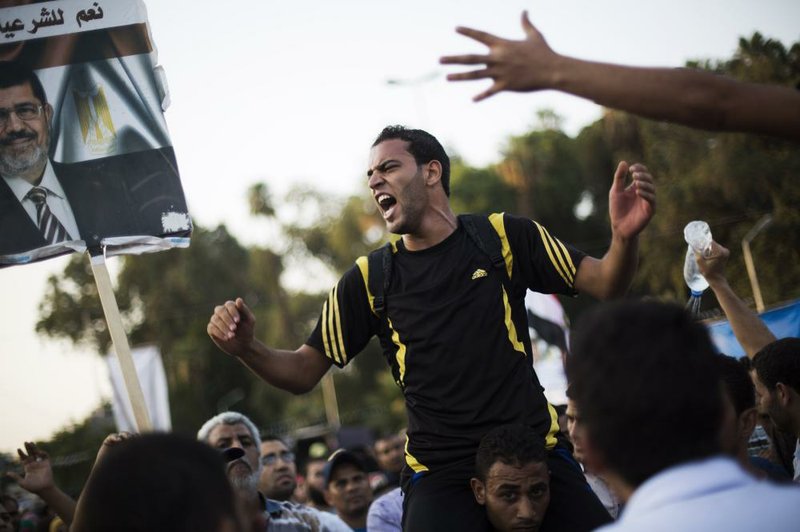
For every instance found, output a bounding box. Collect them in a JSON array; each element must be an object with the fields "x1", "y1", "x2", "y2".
[{"x1": 377, "y1": 194, "x2": 397, "y2": 218}]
